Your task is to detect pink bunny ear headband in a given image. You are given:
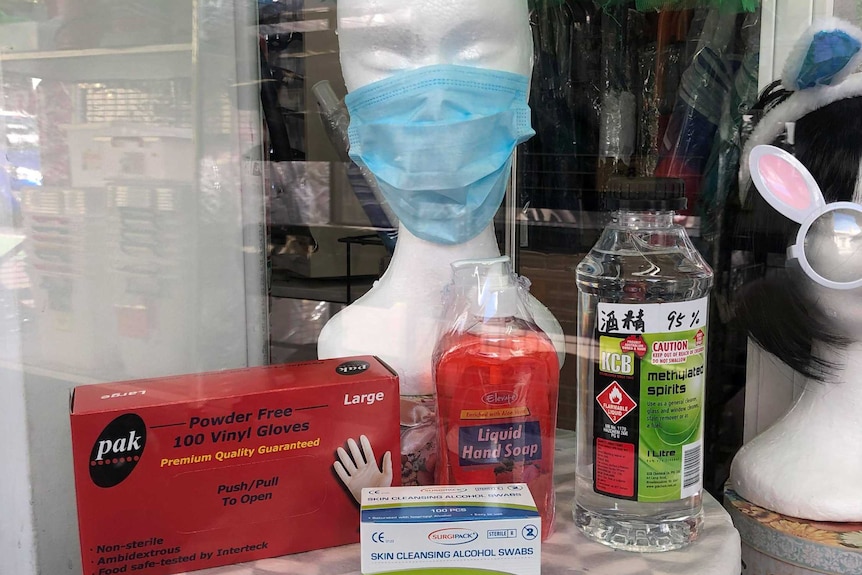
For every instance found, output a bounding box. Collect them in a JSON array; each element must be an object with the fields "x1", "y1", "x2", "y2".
[
  {"x1": 739, "y1": 17, "x2": 862, "y2": 191},
  {"x1": 749, "y1": 144, "x2": 862, "y2": 289}
]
